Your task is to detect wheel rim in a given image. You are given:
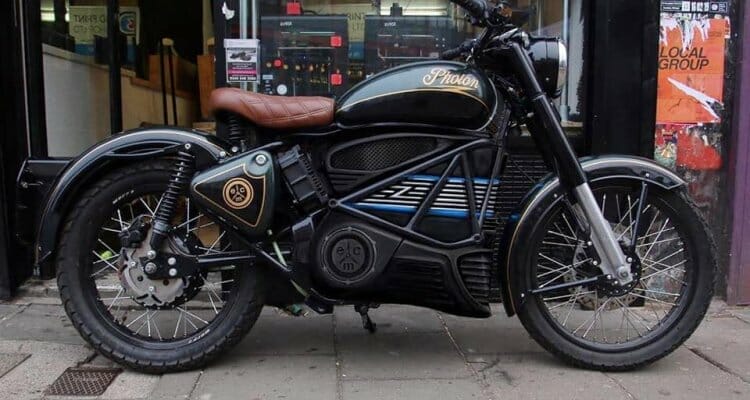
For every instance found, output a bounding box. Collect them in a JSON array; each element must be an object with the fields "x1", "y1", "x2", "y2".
[
  {"x1": 85, "y1": 189, "x2": 240, "y2": 344},
  {"x1": 532, "y1": 185, "x2": 692, "y2": 350}
]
